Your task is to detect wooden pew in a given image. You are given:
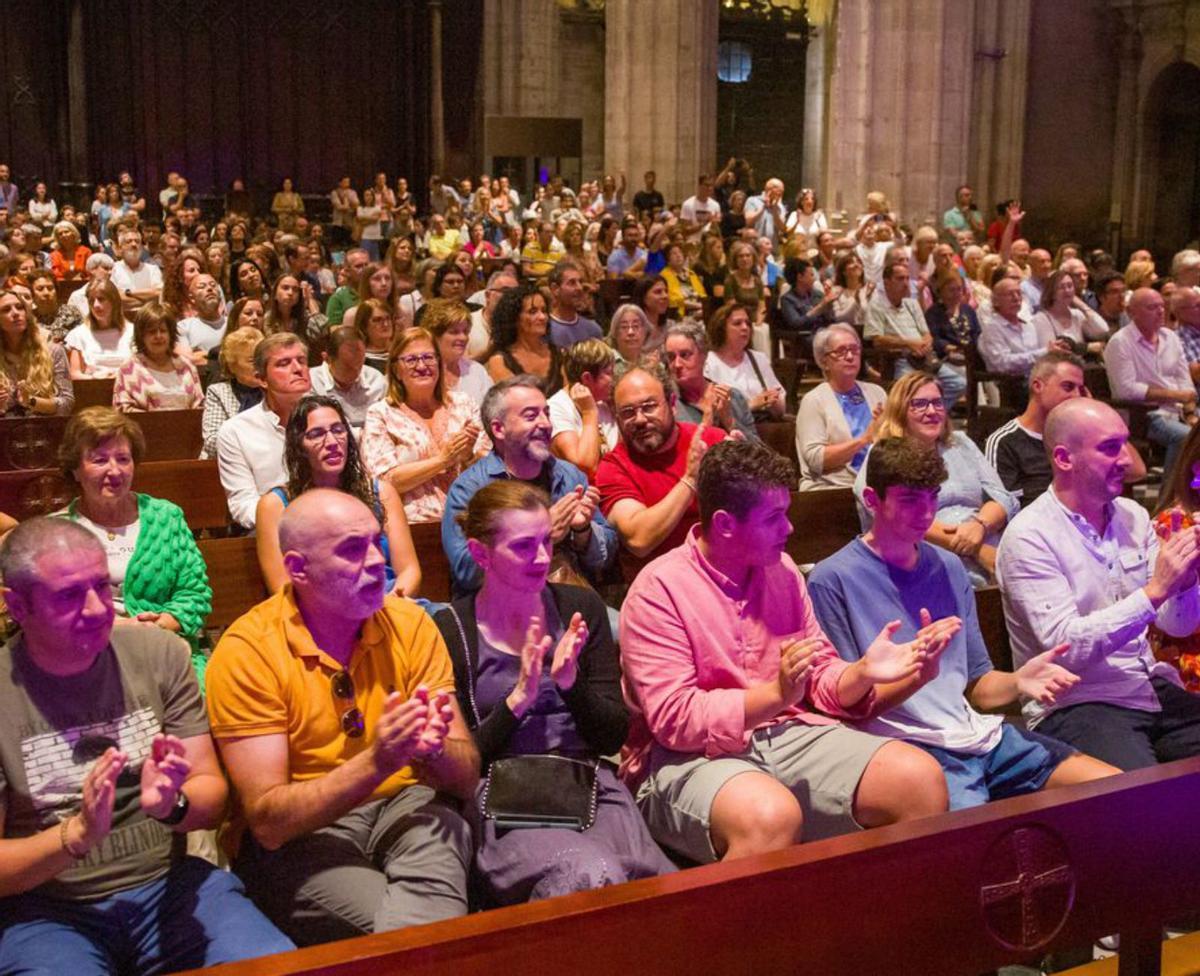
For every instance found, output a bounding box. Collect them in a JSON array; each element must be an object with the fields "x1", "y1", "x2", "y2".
[
  {"x1": 178, "y1": 759, "x2": 1200, "y2": 976},
  {"x1": 73, "y1": 377, "x2": 116, "y2": 410},
  {"x1": 976, "y1": 584, "x2": 1013, "y2": 672},
  {"x1": 199, "y1": 521, "x2": 454, "y2": 633},
  {"x1": 0, "y1": 459, "x2": 227, "y2": 531},
  {"x1": 754, "y1": 417, "x2": 798, "y2": 477},
  {"x1": 0, "y1": 410, "x2": 204, "y2": 470},
  {"x1": 784, "y1": 487, "x2": 860, "y2": 566}
]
